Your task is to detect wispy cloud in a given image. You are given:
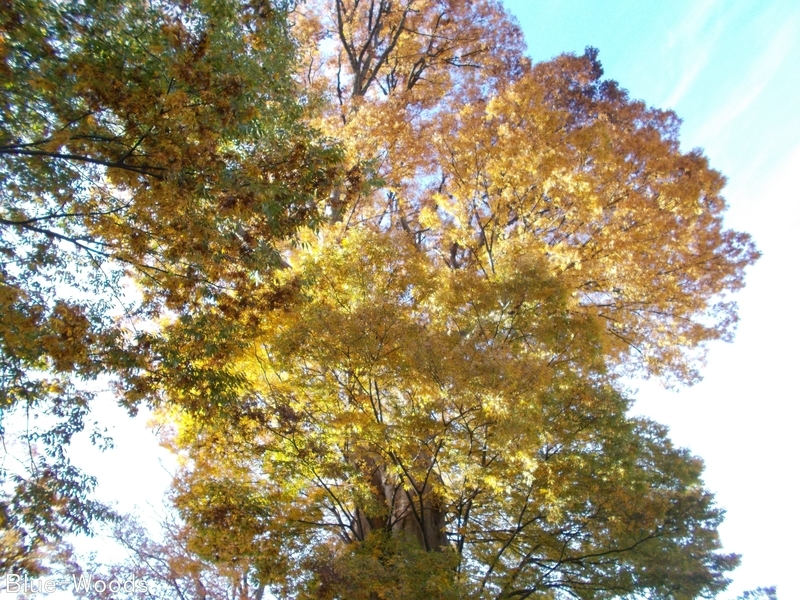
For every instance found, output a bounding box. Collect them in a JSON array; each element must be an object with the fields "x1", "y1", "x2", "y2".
[
  {"x1": 662, "y1": 0, "x2": 727, "y2": 108},
  {"x1": 695, "y1": 15, "x2": 799, "y2": 145}
]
